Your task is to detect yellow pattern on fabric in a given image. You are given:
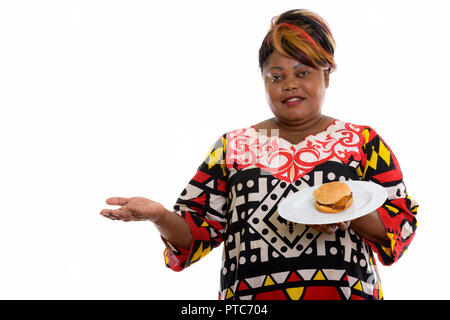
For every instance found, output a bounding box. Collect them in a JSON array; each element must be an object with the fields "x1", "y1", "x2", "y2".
[
  {"x1": 263, "y1": 275, "x2": 276, "y2": 286},
  {"x1": 203, "y1": 136, "x2": 227, "y2": 177},
  {"x1": 225, "y1": 288, "x2": 234, "y2": 299},
  {"x1": 362, "y1": 128, "x2": 370, "y2": 147},
  {"x1": 208, "y1": 148, "x2": 223, "y2": 169},
  {"x1": 378, "y1": 283, "x2": 384, "y2": 299},
  {"x1": 353, "y1": 280, "x2": 363, "y2": 292},
  {"x1": 222, "y1": 136, "x2": 227, "y2": 153},
  {"x1": 363, "y1": 146, "x2": 378, "y2": 178},
  {"x1": 378, "y1": 140, "x2": 391, "y2": 166},
  {"x1": 369, "y1": 256, "x2": 375, "y2": 268},
  {"x1": 286, "y1": 287, "x2": 304, "y2": 300},
  {"x1": 313, "y1": 269, "x2": 326, "y2": 280},
  {"x1": 387, "y1": 232, "x2": 397, "y2": 254},
  {"x1": 367, "y1": 147, "x2": 378, "y2": 170},
  {"x1": 381, "y1": 245, "x2": 392, "y2": 257},
  {"x1": 356, "y1": 166, "x2": 363, "y2": 177},
  {"x1": 191, "y1": 242, "x2": 211, "y2": 263},
  {"x1": 385, "y1": 205, "x2": 399, "y2": 213},
  {"x1": 164, "y1": 250, "x2": 169, "y2": 264},
  {"x1": 201, "y1": 221, "x2": 209, "y2": 227}
]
